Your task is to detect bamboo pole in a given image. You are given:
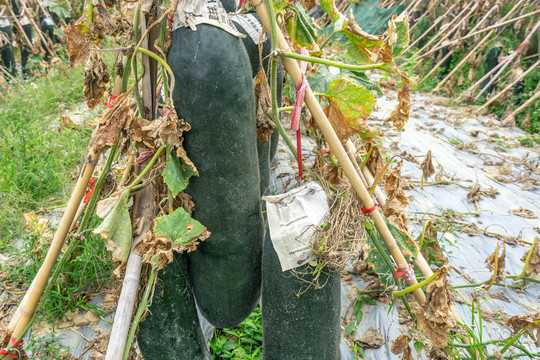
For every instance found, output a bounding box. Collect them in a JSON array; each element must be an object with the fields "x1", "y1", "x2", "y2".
[
  {"x1": 431, "y1": 0, "x2": 527, "y2": 93},
  {"x1": 411, "y1": 3, "x2": 472, "y2": 61},
  {"x1": 7, "y1": 6, "x2": 34, "y2": 51},
  {"x1": 475, "y1": 60, "x2": 540, "y2": 113},
  {"x1": 8, "y1": 150, "x2": 100, "y2": 338},
  {"x1": 23, "y1": 6, "x2": 57, "y2": 59},
  {"x1": 457, "y1": 58, "x2": 506, "y2": 102},
  {"x1": 405, "y1": 4, "x2": 456, "y2": 53},
  {"x1": 473, "y1": 19, "x2": 540, "y2": 101},
  {"x1": 254, "y1": 0, "x2": 426, "y2": 305},
  {"x1": 7, "y1": 75, "x2": 124, "y2": 341},
  {"x1": 419, "y1": 3, "x2": 495, "y2": 85},
  {"x1": 418, "y1": 8, "x2": 540, "y2": 62},
  {"x1": 408, "y1": 1, "x2": 438, "y2": 34},
  {"x1": 105, "y1": 185, "x2": 155, "y2": 360},
  {"x1": 501, "y1": 91, "x2": 540, "y2": 123},
  {"x1": 425, "y1": 2, "x2": 480, "y2": 57}
]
